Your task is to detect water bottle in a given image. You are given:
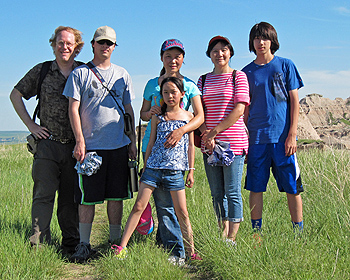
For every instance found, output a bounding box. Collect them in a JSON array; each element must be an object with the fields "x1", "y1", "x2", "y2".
[{"x1": 128, "y1": 160, "x2": 139, "y2": 192}]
